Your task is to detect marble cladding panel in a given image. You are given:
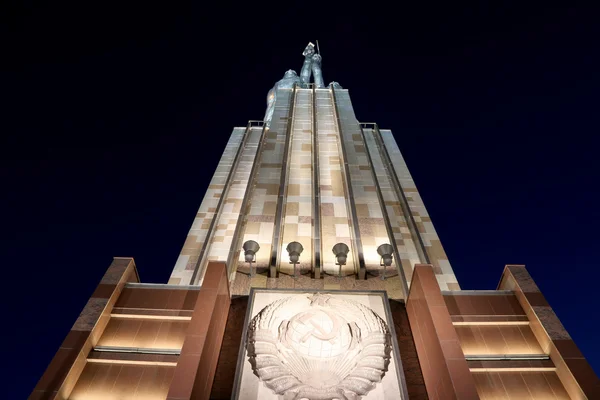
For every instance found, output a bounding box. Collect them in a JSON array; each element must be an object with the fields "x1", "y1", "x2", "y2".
[
  {"x1": 364, "y1": 128, "x2": 421, "y2": 287},
  {"x1": 500, "y1": 265, "x2": 600, "y2": 399},
  {"x1": 443, "y1": 293, "x2": 525, "y2": 317},
  {"x1": 389, "y1": 300, "x2": 429, "y2": 399},
  {"x1": 198, "y1": 126, "x2": 263, "y2": 284},
  {"x1": 280, "y1": 89, "x2": 313, "y2": 275},
  {"x1": 406, "y1": 265, "x2": 479, "y2": 399},
  {"x1": 315, "y1": 89, "x2": 355, "y2": 276},
  {"x1": 334, "y1": 91, "x2": 399, "y2": 281},
  {"x1": 472, "y1": 371, "x2": 570, "y2": 399},
  {"x1": 97, "y1": 318, "x2": 189, "y2": 350},
  {"x1": 210, "y1": 296, "x2": 249, "y2": 399},
  {"x1": 502, "y1": 266, "x2": 572, "y2": 345},
  {"x1": 380, "y1": 129, "x2": 459, "y2": 291},
  {"x1": 69, "y1": 364, "x2": 175, "y2": 400},
  {"x1": 72, "y1": 298, "x2": 109, "y2": 332},
  {"x1": 455, "y1": 325, "x2": 545, "y2": 356},
  {"x1": 181, "y1": 262, "x2": 231, "y2": 400},
  {"x1": 234, "y1": 89, "x2": 293, "y2": 283},
  {"x1": 169, "y1": 128, "x2": 245, "y2": 285}
]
